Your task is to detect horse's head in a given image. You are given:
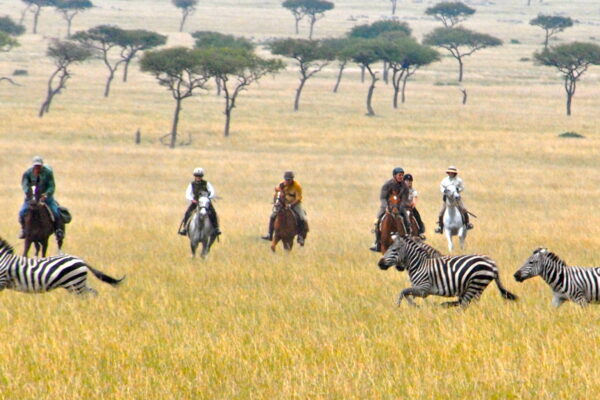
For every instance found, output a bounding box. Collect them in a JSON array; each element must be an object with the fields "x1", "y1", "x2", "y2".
[
  {"x1": 196, "y1": 195, "x2": 211, "y2": 217},
  {"x1": 443, "y1": 184, "x2": 461, "y2": 205},
  {"x1": 387, "y1": 190, "x2": 401, "y2": 214},
  {"x1": 273, "y1": 191, "x2": 287, "y2": 213},
  {"x1": 378, "y1": 235, "x2": 408, "y2": 271}
]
